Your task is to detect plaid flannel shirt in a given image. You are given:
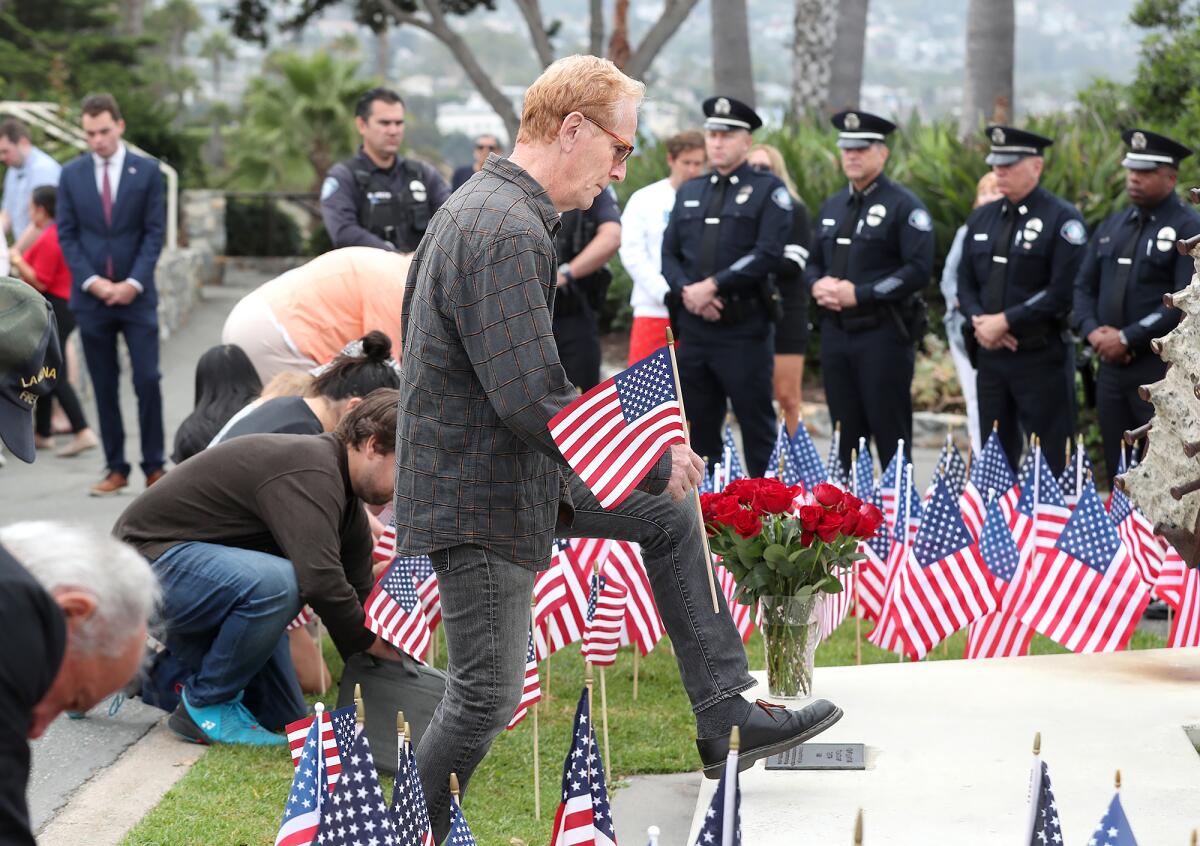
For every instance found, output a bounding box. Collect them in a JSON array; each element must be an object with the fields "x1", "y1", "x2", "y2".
[{"x1": 393, "y1": 156, "x2": 671, "y2": 569}]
